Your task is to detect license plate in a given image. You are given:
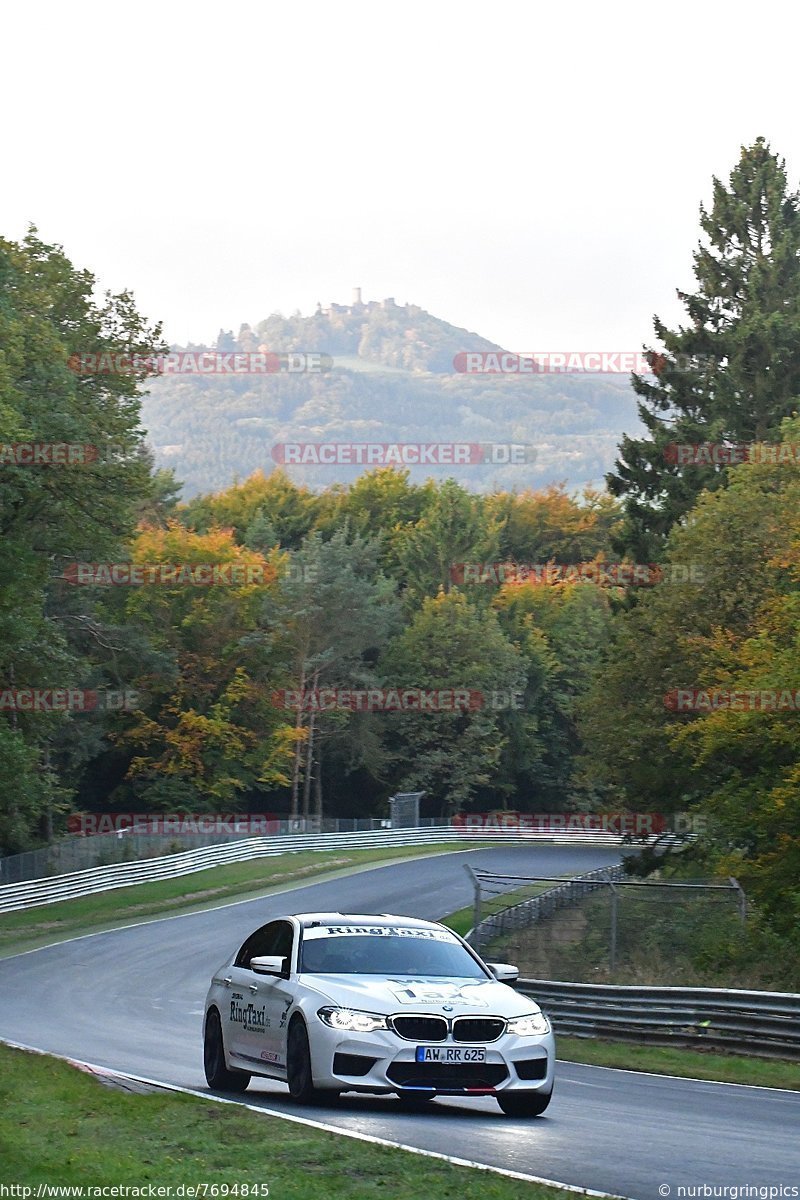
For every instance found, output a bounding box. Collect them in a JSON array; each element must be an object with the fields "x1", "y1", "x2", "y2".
[{"x1": 415, "y1": 1046, "x2": 486, "y2": 1063}]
